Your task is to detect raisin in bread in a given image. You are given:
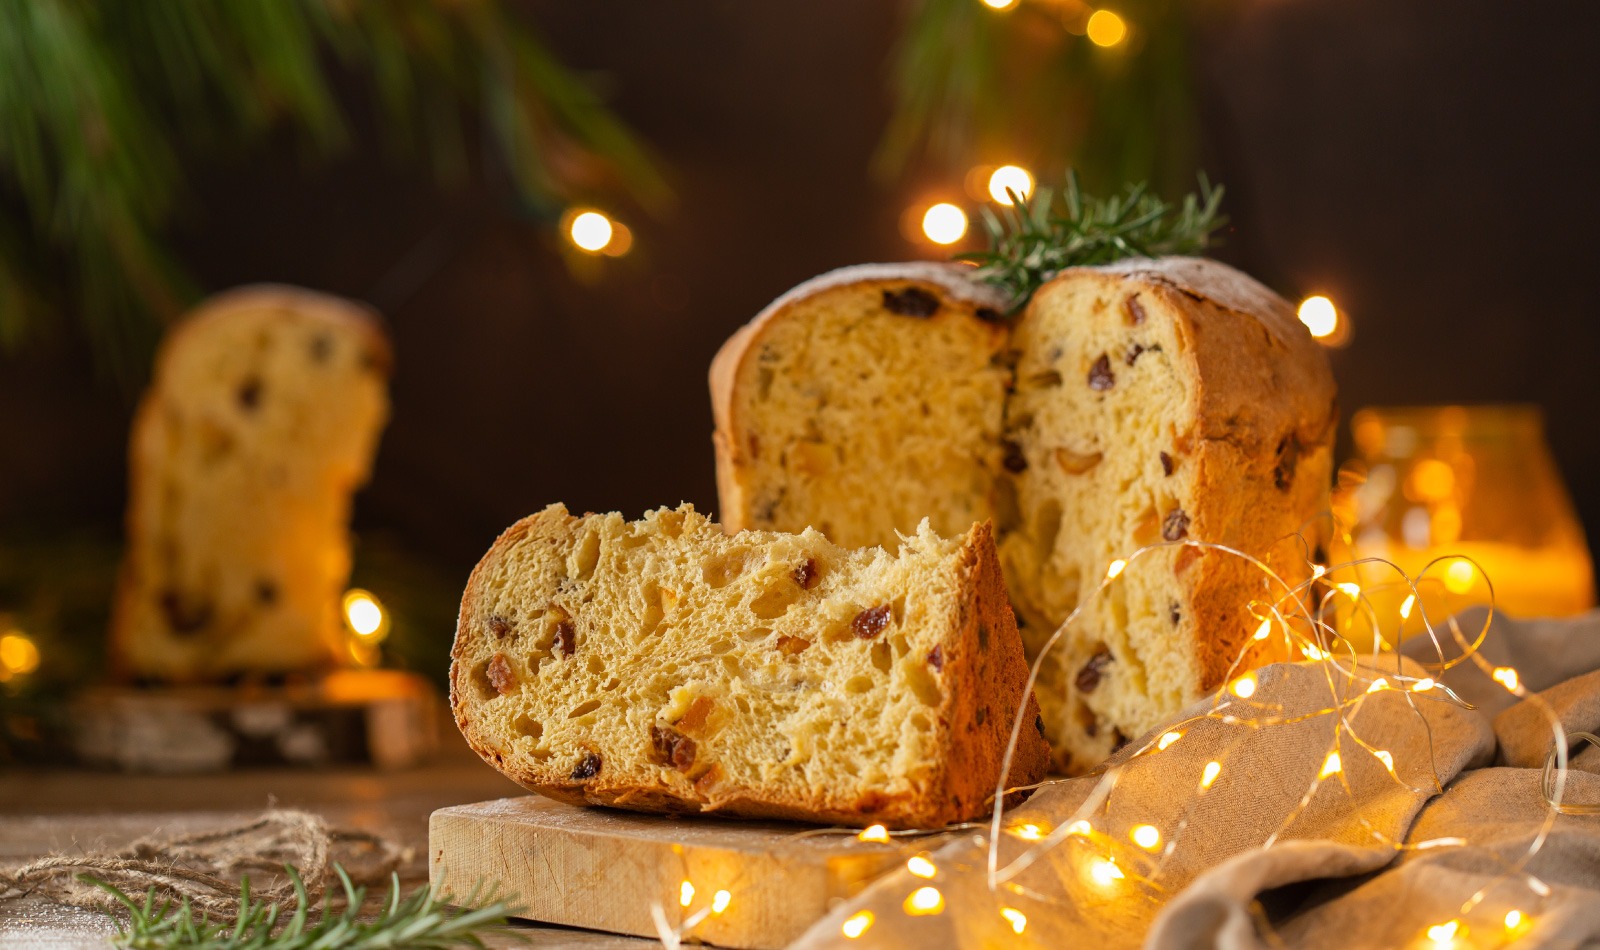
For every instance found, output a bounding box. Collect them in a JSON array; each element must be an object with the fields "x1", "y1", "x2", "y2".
[
  {"x1": 450, "y1": 503, "x2": 1049, "y2": 828},
  {"x1": 710, "y1": 263, "x2": 1012, "y2": 549},
  {"x1": 711, "y1": 258, "x2": 1337, "y2": 773},
  {"x1": 111, "y1": 285, "x2": 391, "y2": 681}
]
